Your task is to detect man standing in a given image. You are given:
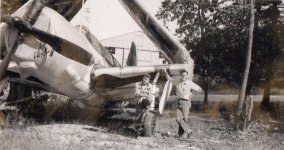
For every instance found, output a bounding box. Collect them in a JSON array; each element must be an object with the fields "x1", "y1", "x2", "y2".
[{"x1": 162, "y1": 69, "x2": 202, "y2": 139}]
